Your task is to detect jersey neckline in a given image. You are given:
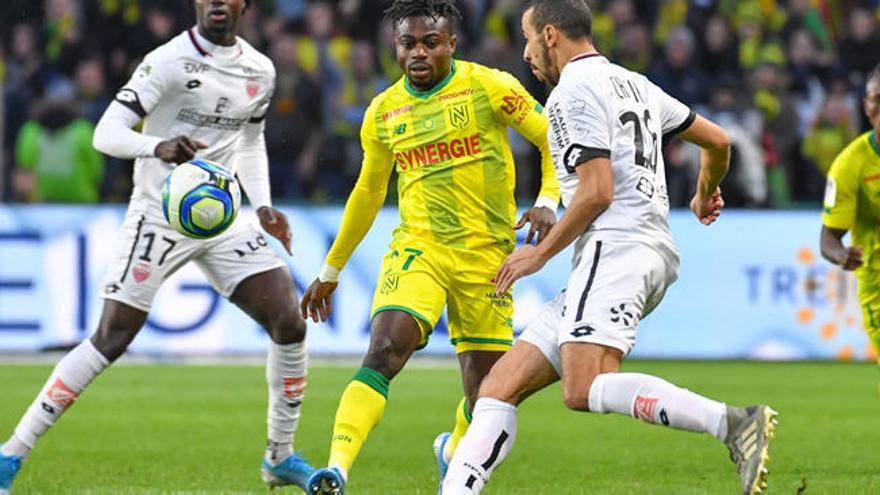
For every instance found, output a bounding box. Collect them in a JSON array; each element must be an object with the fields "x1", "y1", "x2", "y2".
[
  {"x1": 870, "y1": 130, "x2": 880, "y2": 158},
  {"x1": 570, "y1": 52, "x2": 603, "y2": 63},
  {"x1": 404, "y1": 60, "x2": 457, "y2": 99},
  {"x1": 188, "y1": 27, "x2": 242, "y2": 59}
]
